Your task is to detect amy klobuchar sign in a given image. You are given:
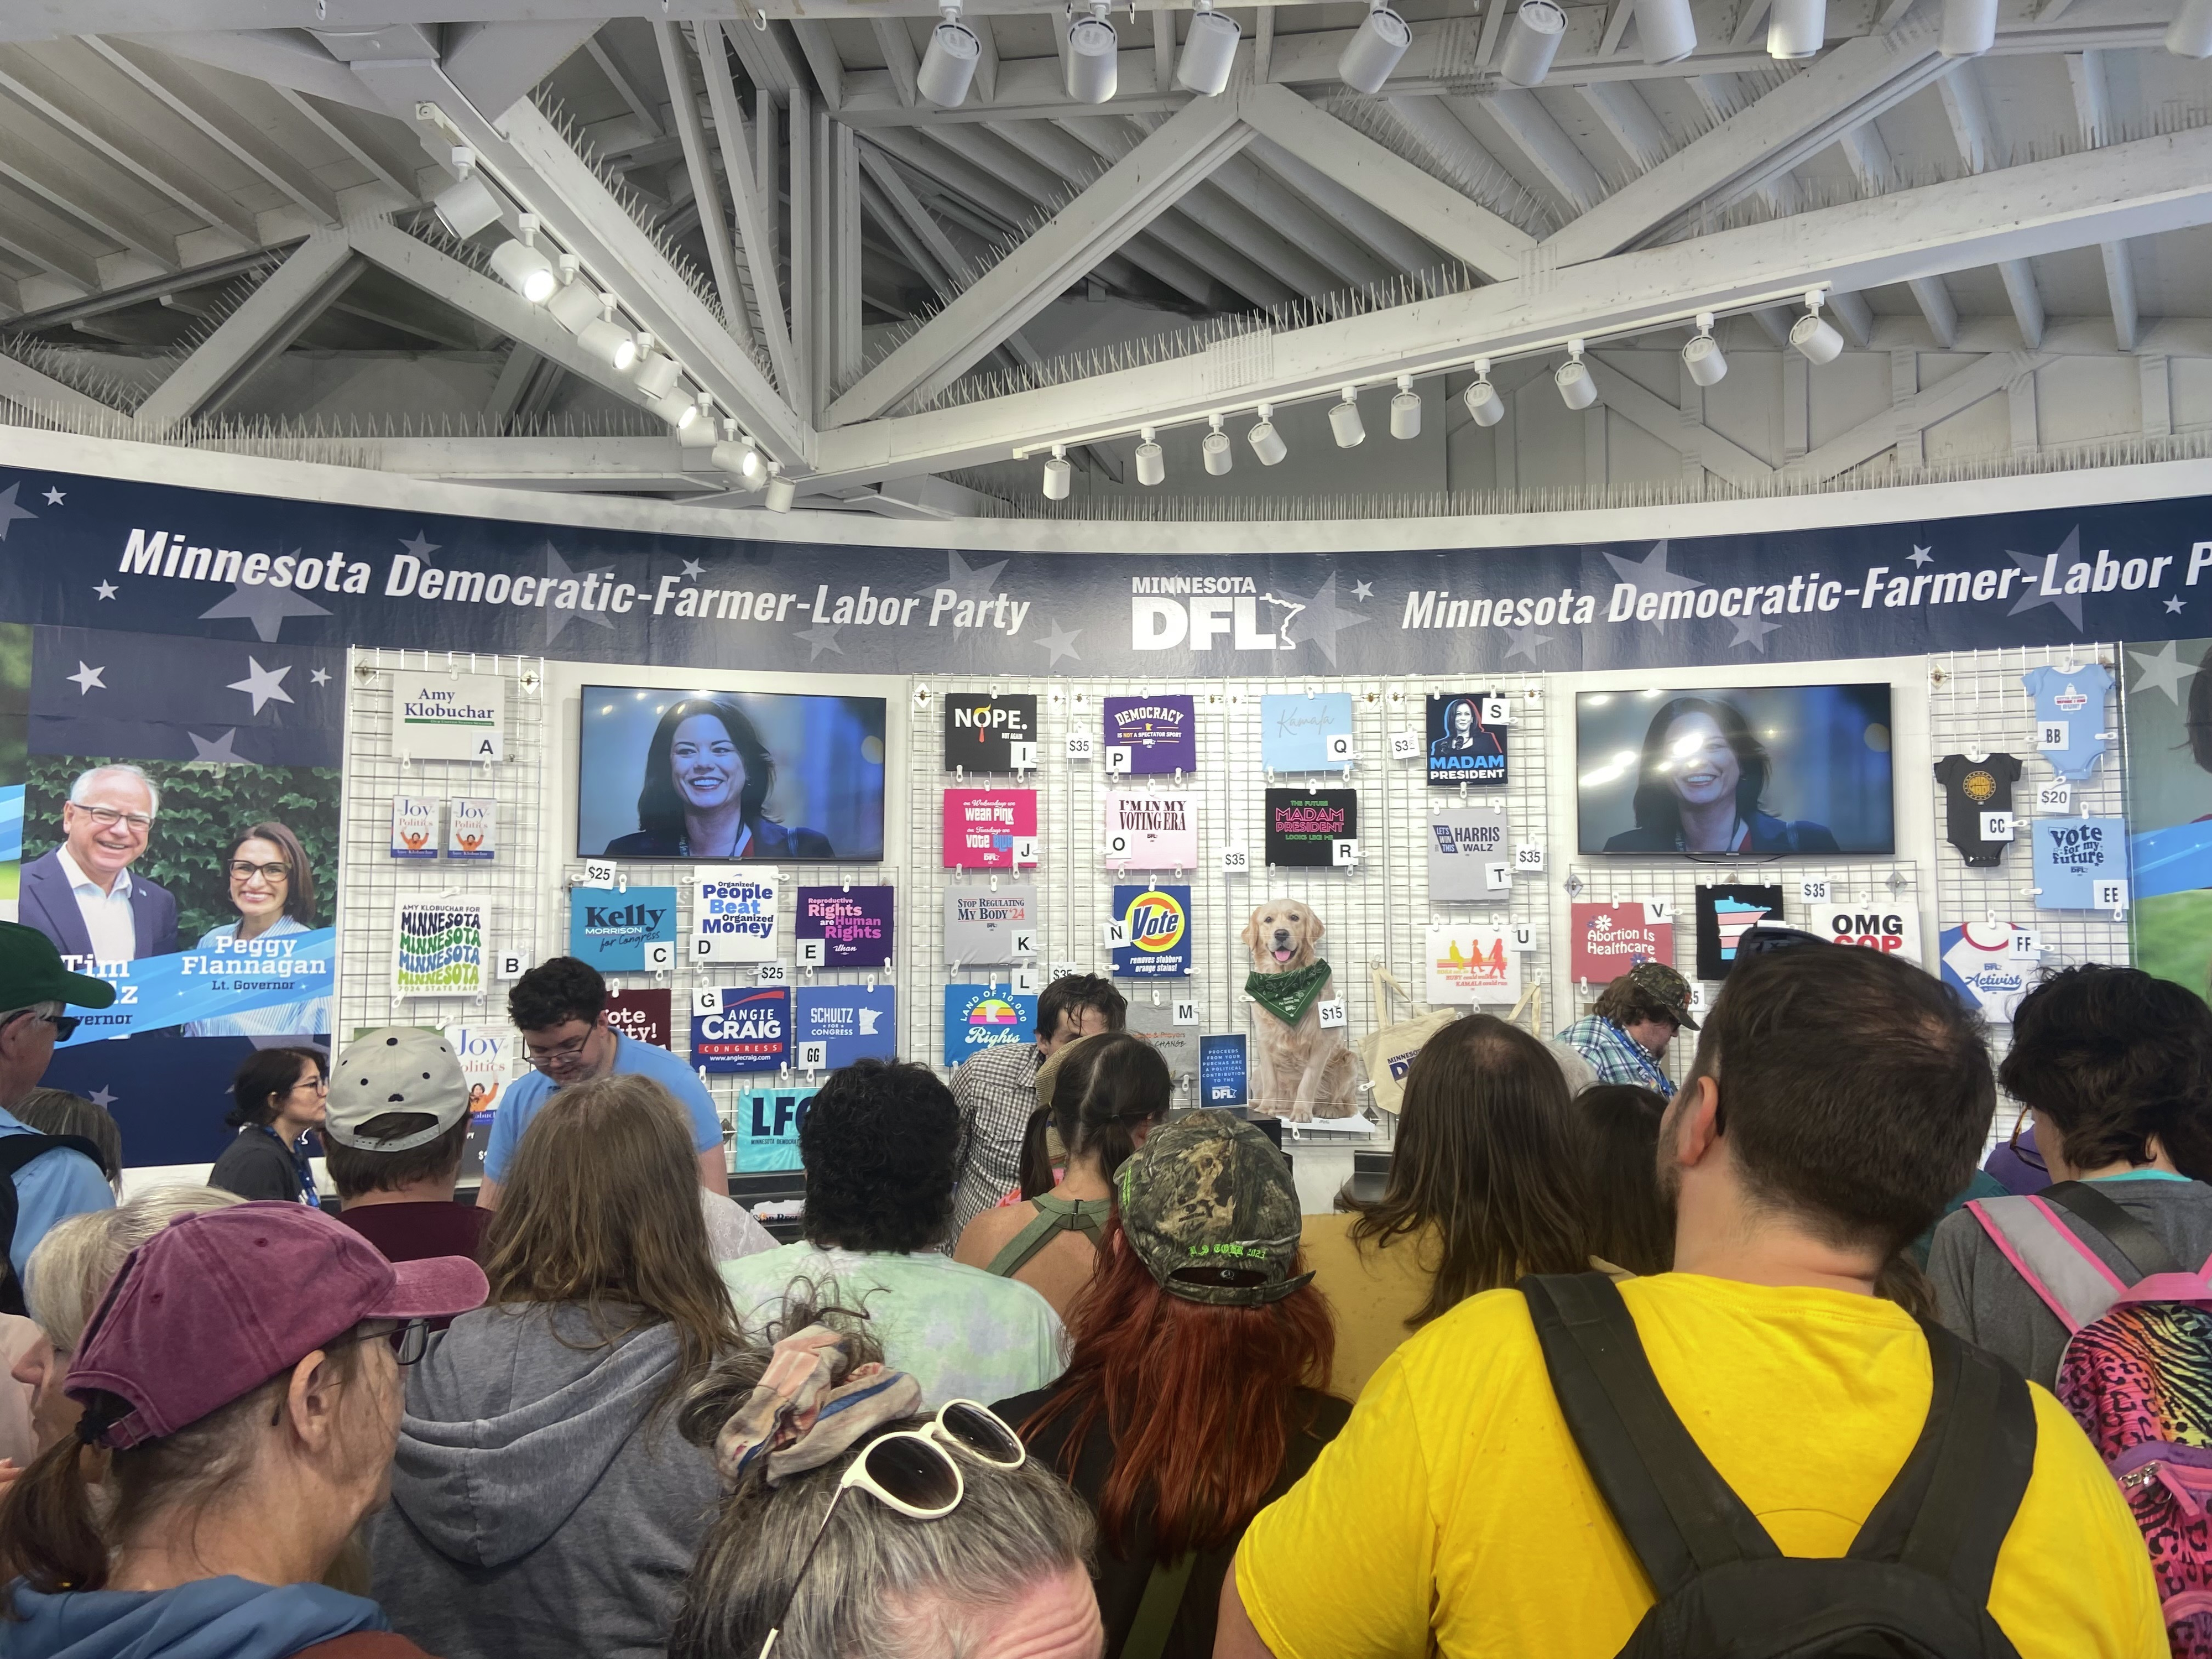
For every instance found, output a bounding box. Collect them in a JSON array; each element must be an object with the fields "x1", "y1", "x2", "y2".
[{"x1": 4, "y1": 466, "x2": 2212, "y2": 673}]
